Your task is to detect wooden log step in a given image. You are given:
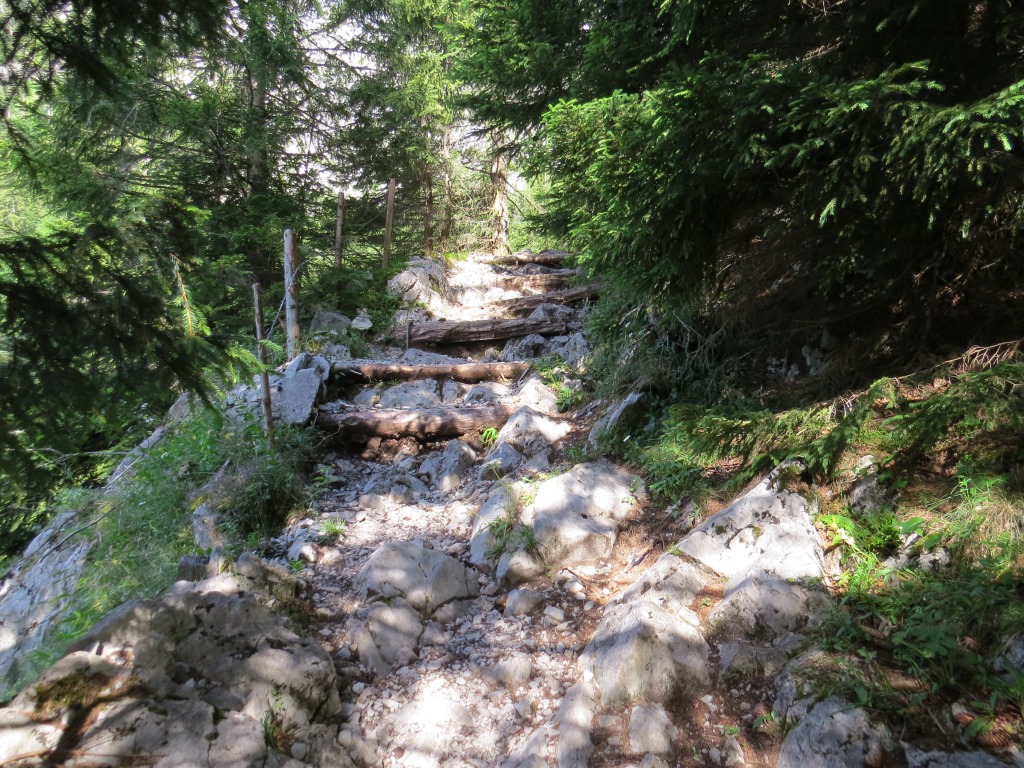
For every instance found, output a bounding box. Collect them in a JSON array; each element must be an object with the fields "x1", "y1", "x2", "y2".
[
  {"x1": 317, "y1": 404, "x2": 514, "y2": 440},
  {"x1": 388, "y1": 317, "x2": 571, "y2": 346},
  {"x1": 493, "y1": 271, "x2": 575, "y2": 292},
  {"x1": 332, "y1": 361, "x2": 529, "y2": 383},
  {"x1": 482, "y1": 284, "x2": 601, "y2": 317},
  {"x1": 484, "y1": 249, "x2": 574, "y2": 266}
]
